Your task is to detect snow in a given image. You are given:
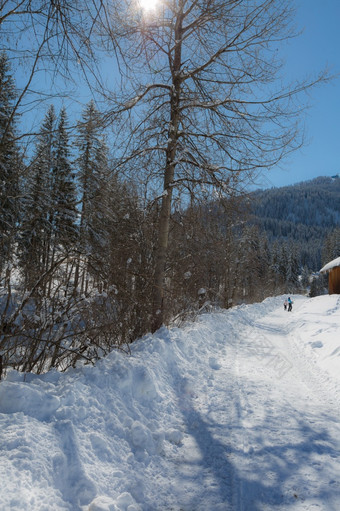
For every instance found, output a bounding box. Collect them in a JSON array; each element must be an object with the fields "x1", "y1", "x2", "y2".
[
  {"x1": 320, "y1": 256, "x2": 340, "y2": 273},
  {"x1": 1, "y1": 294, "x2": 340, "y2": 510}
]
